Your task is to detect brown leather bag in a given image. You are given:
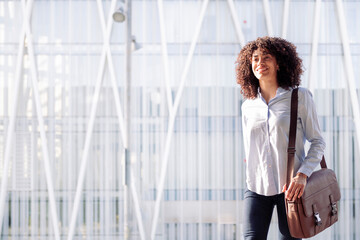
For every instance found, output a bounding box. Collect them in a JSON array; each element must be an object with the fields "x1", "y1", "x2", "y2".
[{"x1": 285, "y1": 88, "x2": 341, "y2": 238}]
